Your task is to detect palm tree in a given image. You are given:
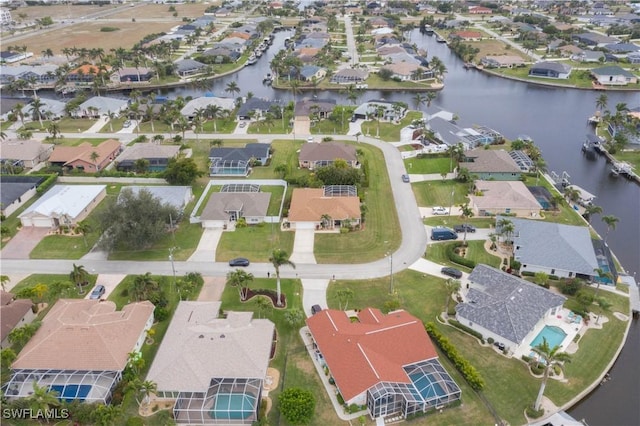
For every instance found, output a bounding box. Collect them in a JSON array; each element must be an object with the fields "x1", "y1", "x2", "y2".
[
  {"x1": 27, "y1": 382, "x2": 60, "y2": 413},
  {"x1": 594, "y1": 297, "x2": 612, "y2": 325},
  {"x1": 595, "y1": 93, "x2": 608, "y2": 112},
  {"x1": 497, "y1": 218, "x2": 515, "y2": 246},
  {"x1": 582, "y1": 204, "x2": 602, "y2": 224},
  {"x1": 75, "y1": 221, "x2": 92, "y2": 248},
  {"x1": 458, "y1": 203, "x2": 474, "y2": 245},
  {"x1": 69, "y1": 264, "x2": 90, "y2": 294},
  {"x1": 130, "y1": 273, "x2": 157, "y2": 301},
  {"x1": 426, "y1": 91, "x2": 437, "y2": 107},
  {"x1": 46, "y1": 122, "x2": 60, "y2": 140},
  {"x1": 0, "y1": 275, "x2": 10, "y2": 291},
  {"x1": 593, "y1": 267, "x2": 613, "y2": 297},
  {"x1": 226, "y1": 269, "x2": 254, "y2": 300},
  {"x1": 320, "y1": 213, "x2": 332, "y2": 229},
  {"x1": 269, "y1": 249, "x2": 296, "y2": 306},
  {"x1": 30, "y1": 97, "x2": 45, "y2": 128},
  {"x1": 206, "y1": 104, "x2": 223, "y2": 132},
  {"x1": 140, "y1": 380, "x2": 157, "y2": 406},
  {"x1": 412, "y1": 93, "x2": 427, "y2": 110},
  {"x1": 530, "y1": 337, "x2": 572, "y2": 411},
  {"x1": 601, "y1": 215, "x2": 619, "y2": 243},
  {"x1": 90, "y1": 151, "x2": 100, "y2": 172},
  {"x1": 106, "y1": 110, "x2": 117, "y2": 132},
  {"x1": 225, "y1": 81, "x2": 240, "y2": 98}
]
